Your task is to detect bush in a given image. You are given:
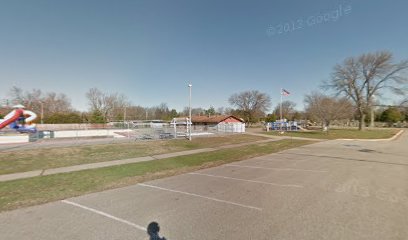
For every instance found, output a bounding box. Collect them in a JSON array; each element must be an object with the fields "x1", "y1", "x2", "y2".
[{"x1": 44, "y1": 112, "x2": 82, "y2": 124}]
